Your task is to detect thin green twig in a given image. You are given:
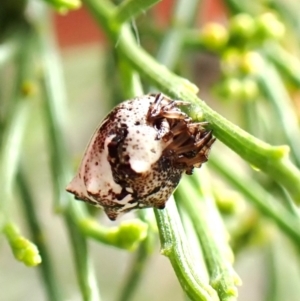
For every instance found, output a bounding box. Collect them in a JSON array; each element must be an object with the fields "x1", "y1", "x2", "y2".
[
  {"x1": 264, "y1": 42, "x2": 300, "y2": 88},
  {"x1": 116, "y1": 243, "x2": 150, "y2": 301},
  {"x1": 0, "y1": 28, "x2": 34, "y2": 213},
  {"x1": 176, "y1": 173, "x2": 240, "y2": 301},
  {"x1": 209, "y1": 154, "x2": 300, "y2": 247},
  {"x1": 0, "y1": 100, "x2": 31, "y2": 208},
  {"x1": 65, "y1": 205, "x2": 101, "y2": 301},
  {"x1": 36, "y1": 11, "x2": 101, "y2": 301},
  {"x1": 83, "y1": 0, "x2": 300, "y2": 204},
  {"x1": 221, "y1": 0, "x2": 259, "y2": 15},
  {"x1": 156, "y1": 0, "x2": 200, "y2": 70},
  {"x1": 155, "y1": 198, "x2": 219, "y2": 301},
  {"x1": 37, "y1": 23, "x2": 71, "y2": 212},
  {"x1": 116, "y1": 209, "x2": 157, "y2": 301},
  {"x1": 17, "y1": 167, "x2": 62, "y2": 301},
  {"x1": 41, "y1": 0, "x2": 81, "y2": 12},
  {"x1": 117, "y1": 56, "x2": 144, "y2": 98},
  {"x1": 0, "y1": 35, "x2": 19, "y2": 68},
  {"x1": 256, "y1": 57, "x2": 300, "y2": 167},
  {"x1": 112, "y1": 0, "x2": 161, "y2": 24}
]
